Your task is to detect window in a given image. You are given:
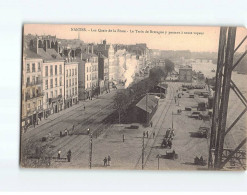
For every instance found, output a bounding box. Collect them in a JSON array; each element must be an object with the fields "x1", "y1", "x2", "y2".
[
  {"x1": 55, "y1": 90, "x2": 57, "y2": 97},
  {"x1": 26, "y1": 64, "x2": 30, "y2": 73},
  {"x1": 50, "y1": 91, "x2": 53, "y2": 98},
  {"x1": 87, "y1": 67, "x2": 88, "y2": 72},
  {"x1": 50, "y1": 79, "x2": 53, "y2": 88},
  {"x1": 60, "y1": 77, "x2": 62, "y2": 86},
  {"x1": 75, "y1": 87, "x2": 77, "y2": 94},
  {"x1": 32, "y1": 76, "x2": 35, "y2": 84},
  {"x1": 46, "y1": 93, "x2": 48, "y2": 102},
  {"x1": 27, "y1": 77, "x2": 30, "y2": 85},
  {"x1": 32, "y1": 63, "x2": 35, "y2": 72},
  {"x1": 66, "y1": 90, "x2": 68, "y2": 98},
  {"x1": 50, "y1": 65, "x2": 53, "y2": 76},
  {"x1": 66, "y1": 70, "x2": 68, "y2": 77},
  {"x1": 45, "y1": 80, "x2": 48, "y2": 89},
  {"x1": 69, "y1": 69, "x2": 71, "y2": 76},
  {"x1": 75, "y1": 78, "x2": 77, "y2": 85},
  {"x1": 75, "y1": 68, "x2": 77, "y2": 75},
  {"x1": 72, "y1": 78, "x2": 74, "y2": 86},
  {"x1": 36, "y1": 77, "x2": 39, "y2": 84},
  {"x1": 59, "y1": 65, "x2": 62, "y2": 74},
  {"x1": 87, "y1": 75, "x2": 88, "y2": 81},
  {"x1": 69, "y1": 79, "x2": 71, "y2": 86},
  {"x1": 55, "y1": 78, "x2": 57, "y2": 87},
  {"x1": 38, "y1": 62, "x2": 41, "y2": 72},
  {"x1": 32, "y1": 88, "x2": 35, "y2": 97},
  {"x1": 55, "y1": 65, "x2": 57, "y2": 75},
  {"x1": 45, "y1": 66, "x2": 48, "y2": 76},
  {"x1": 90, "y1": 74, "x2": 91, "y2": 80},
  {"x1": 60, "y1": 88, "x2": 62, "y2": 95},
  {"x1": 72, "y1": 88, "x2": 74, "y2": 96},
  {"x1": 72, "y1": 69, "x2": 74, "y2": 76}
]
